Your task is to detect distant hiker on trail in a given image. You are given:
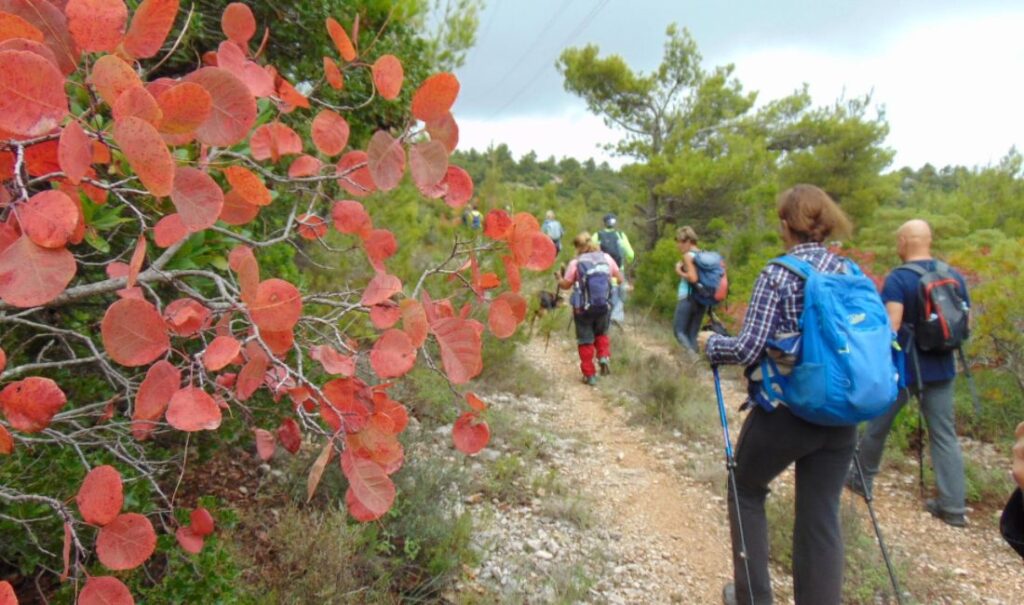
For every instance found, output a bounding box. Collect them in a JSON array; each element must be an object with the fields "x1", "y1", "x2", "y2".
[
  {"x1": 541, "y1": 210, "x2": 565, "y2": 253},
  {"x1": 1001, "y1": 420, "x2": 1024, "y2": 559},
  {"x1": 848, "y1": 219, "x2": 970, "y2": 528},
  {"x1": 673, "y1": 226, "x2": 707, "y2": 352},
  {"x1": 557, "y1": 232, "x2": 622, "y2": 386},
  {"x1": 698, "y1": 185, "x2": 861, "y2": 605},
  {"x1": 592, "y1": 212, "x2": 634, "y2": 326},
  {"x1": 462, "y1": 203, "x2": 482, "y2": 230}
]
